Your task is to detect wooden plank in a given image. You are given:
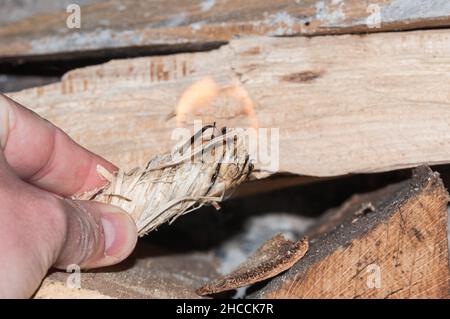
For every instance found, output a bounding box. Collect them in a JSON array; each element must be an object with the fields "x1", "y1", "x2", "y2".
[
  {"x1": 7, "y1": 29, "x2": 450, "y2": 177},
  {"x1": 253, "y1": 167, "x2": 449, "y2": 298},
  {"x1": 2, "y1": 0, "x2": 450, "y2": 60},
  {"x1": 34, "y1": 242, "x2": 219, "y2": 299}
]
